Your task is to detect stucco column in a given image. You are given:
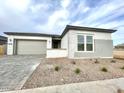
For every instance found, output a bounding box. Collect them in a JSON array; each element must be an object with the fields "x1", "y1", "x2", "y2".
[
  {"x1": 47, "y1": 38, "x2": 52, "y2": 49},
  {"x1": 7, "y1": 37, "x2": 14, "y2": 55}
]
